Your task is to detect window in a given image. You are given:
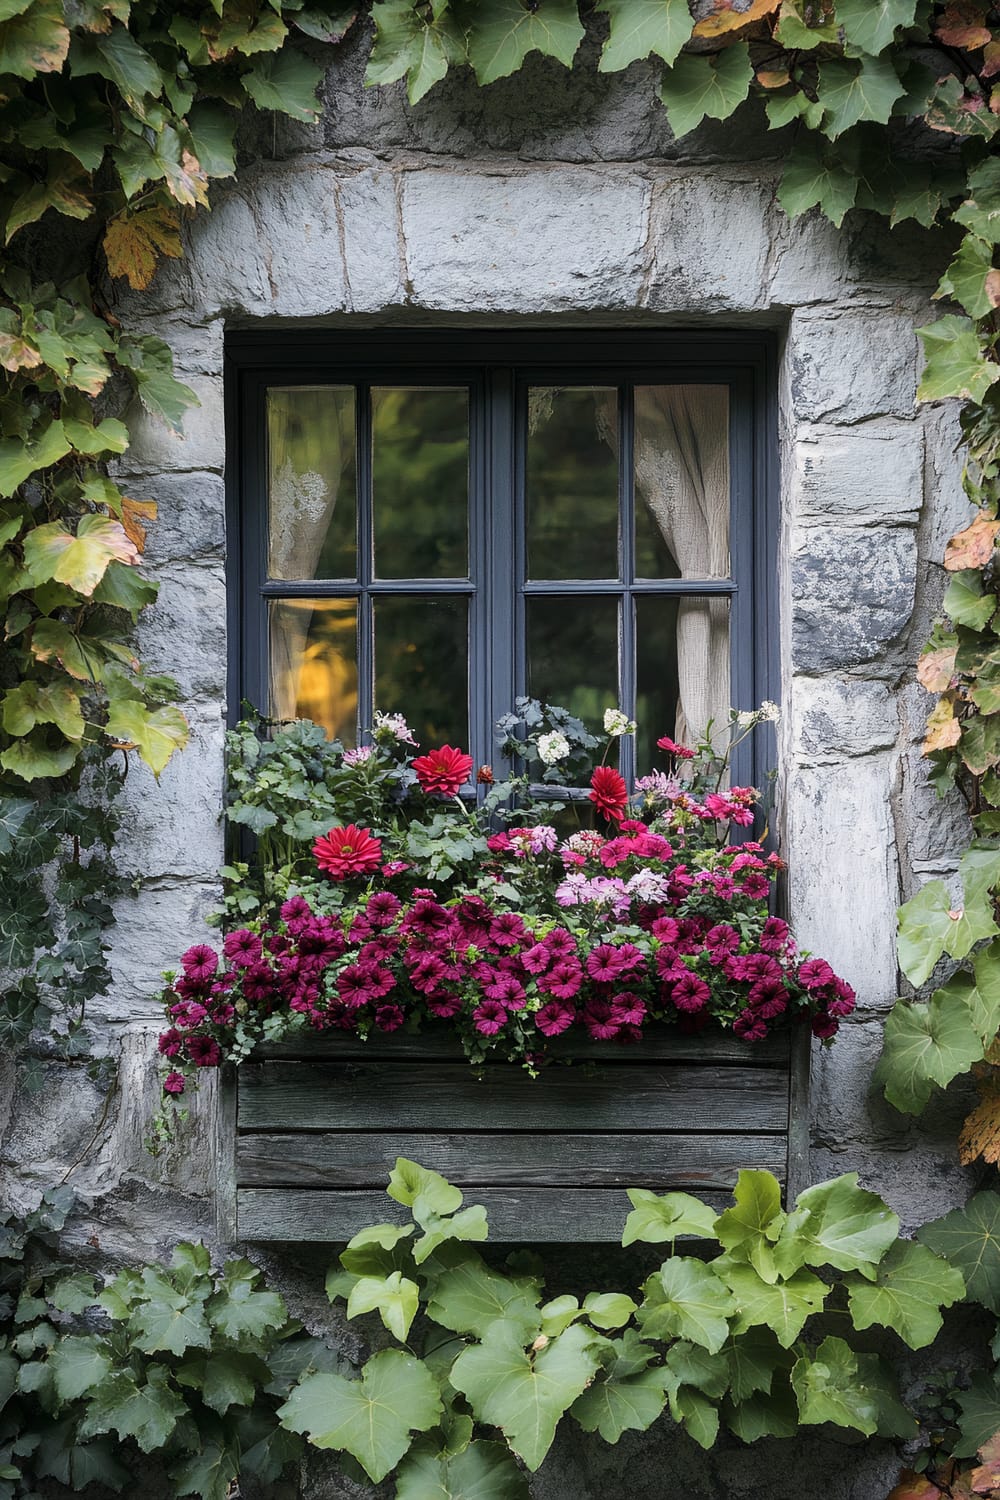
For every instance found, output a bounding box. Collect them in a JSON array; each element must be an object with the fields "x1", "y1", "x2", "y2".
[{"x1": 227, "y1": 332, "x2": 777, "y2": 789}]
